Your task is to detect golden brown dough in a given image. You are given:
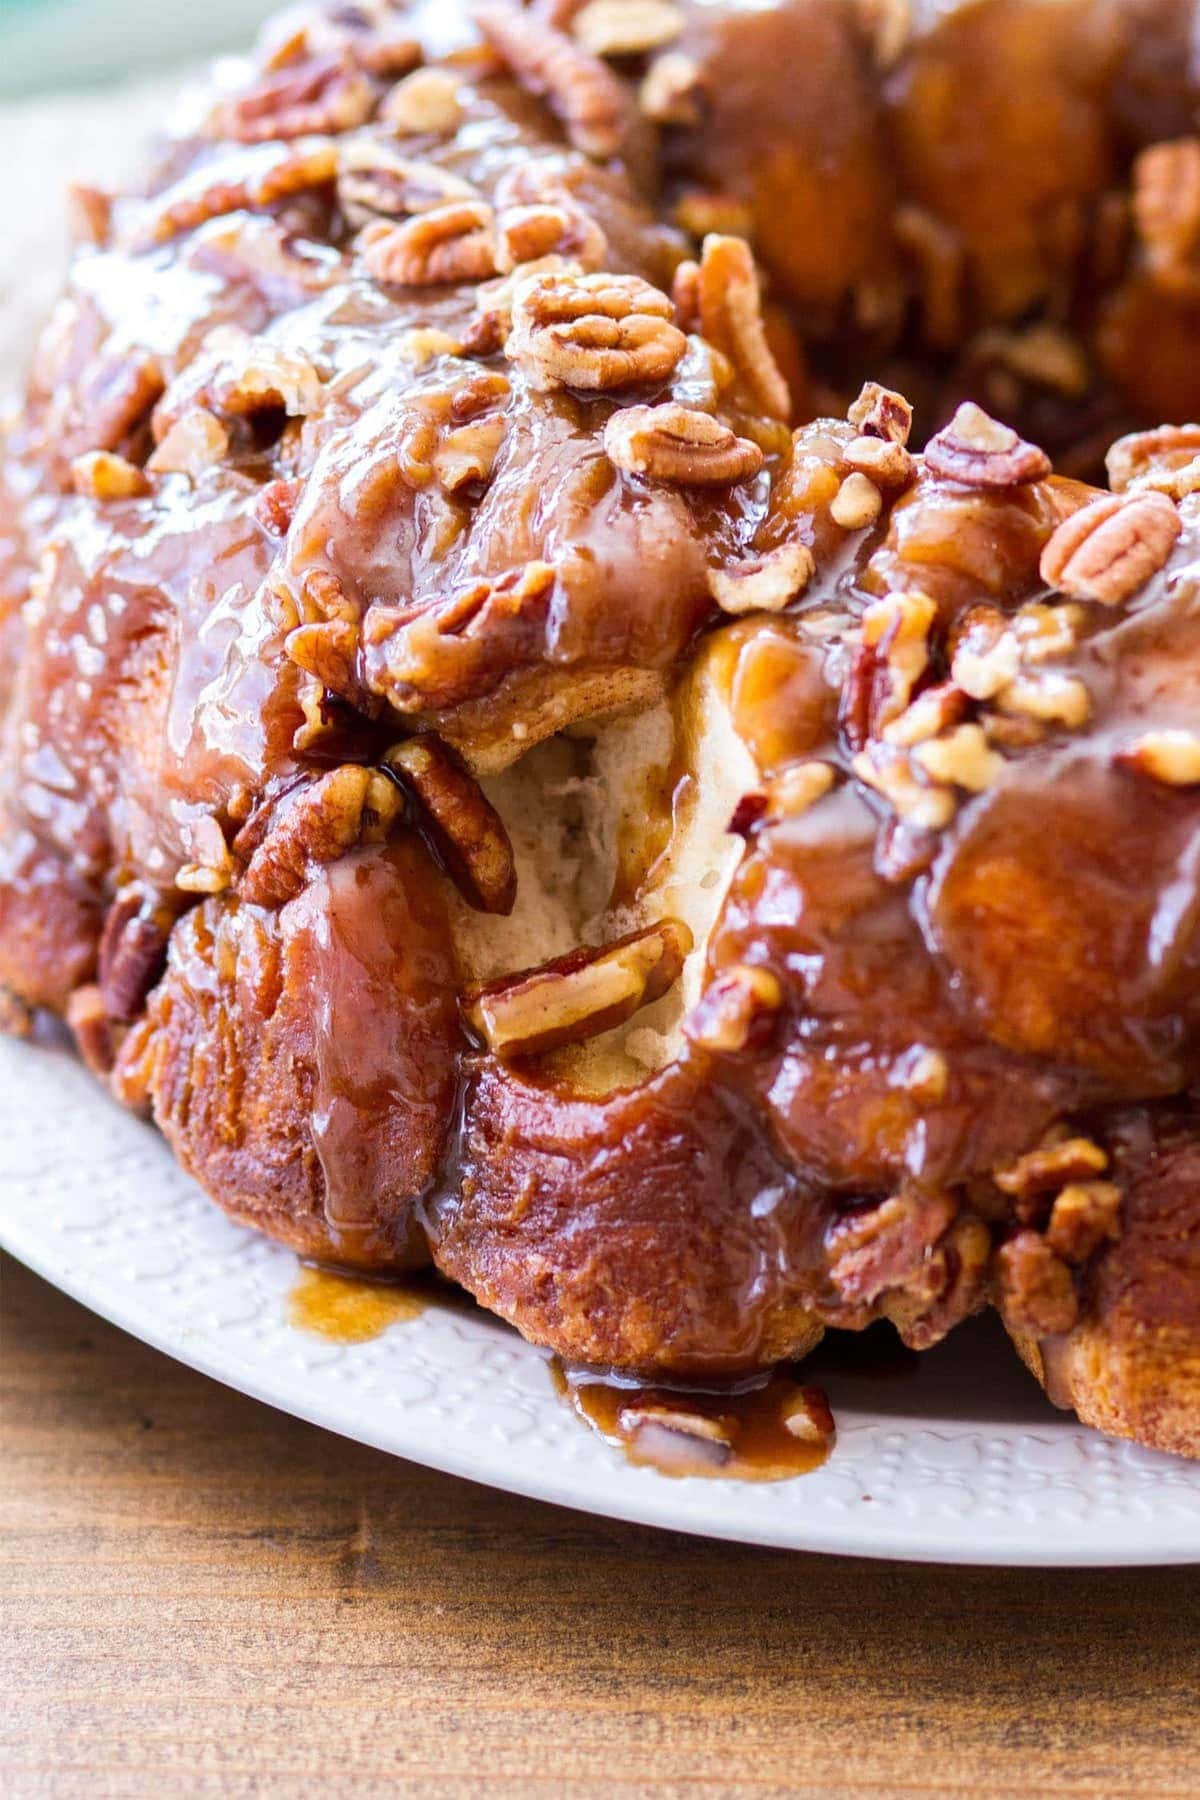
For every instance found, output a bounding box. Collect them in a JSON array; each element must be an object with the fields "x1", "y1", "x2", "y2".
[{"x1": 3, "y1": 0, "x2": 1200, "y2": 1456}]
